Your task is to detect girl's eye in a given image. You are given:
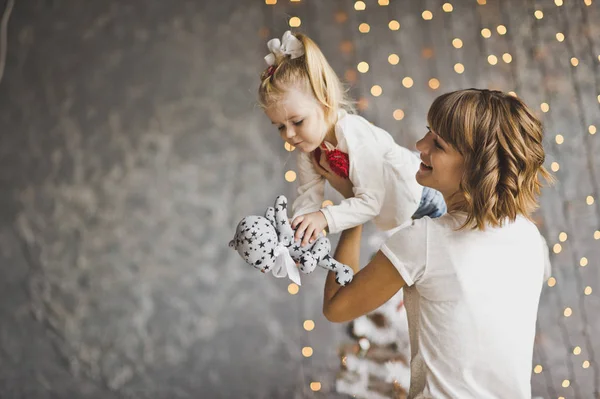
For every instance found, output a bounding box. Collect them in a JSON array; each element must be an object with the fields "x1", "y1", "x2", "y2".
[
  {"x1": 293, "y1": 120, "x2": 304, "y2": 126},
  {"x1": 434, "y1": 140, "x2": 443, "y2": 150}
]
